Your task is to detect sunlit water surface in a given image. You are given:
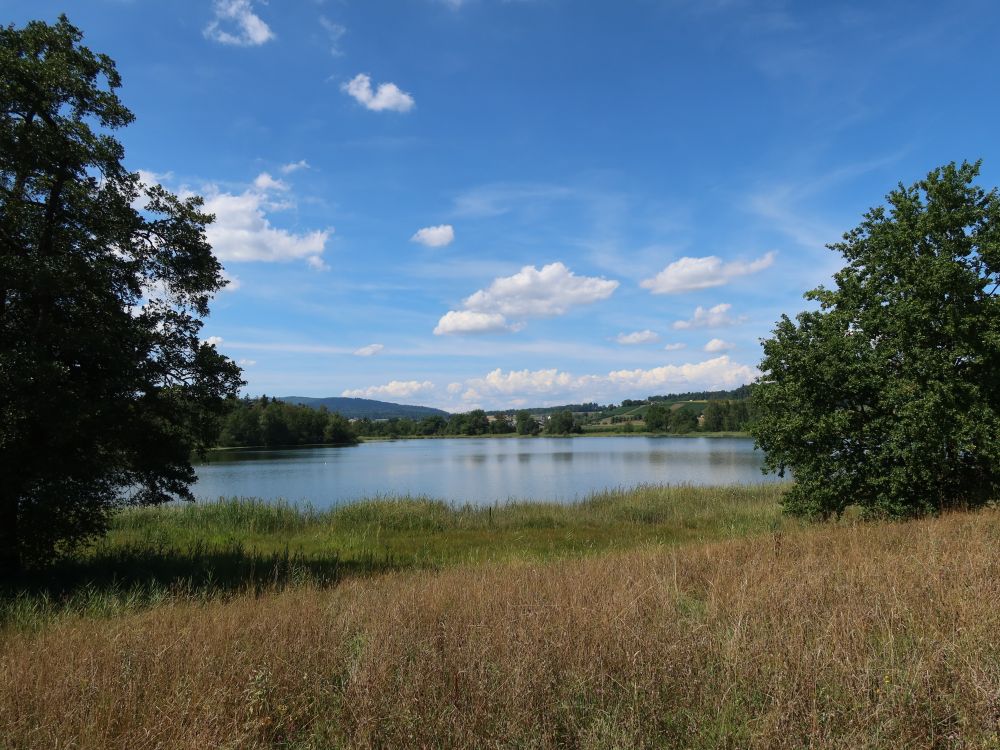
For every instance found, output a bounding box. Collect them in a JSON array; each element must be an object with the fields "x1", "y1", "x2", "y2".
[{"x1": 193, "y1": 436, "x2": 780, "y2": 507}]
